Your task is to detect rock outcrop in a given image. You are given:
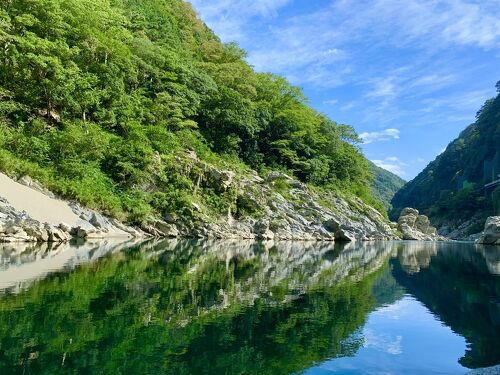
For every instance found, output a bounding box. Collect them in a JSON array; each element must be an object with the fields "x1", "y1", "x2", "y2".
[
  {"x1": 476, "y1": 216, "x2": 500, "y2": 245},
  {"x1": 148, "y1": 166, "x2": 400, "y2": 242},
  {"x1": 397, "y1": 208, "x2": 446, "y2": 241},
  {"x1": 1, "y1": 160, "x2": 401, "y2": 242},
  {"x1": 438, "y1": 218, "x2": 484, "y2": 241}
]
